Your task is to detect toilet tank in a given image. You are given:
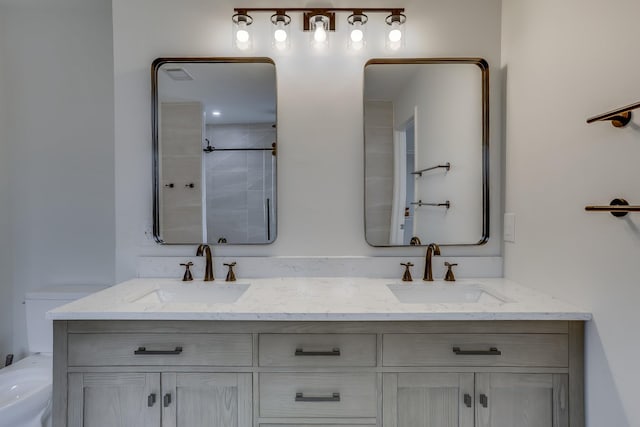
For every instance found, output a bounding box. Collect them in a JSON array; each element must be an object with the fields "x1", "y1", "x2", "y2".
[{"x1": 25, "y1": 285, "x2": 108, "y2": 354}]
